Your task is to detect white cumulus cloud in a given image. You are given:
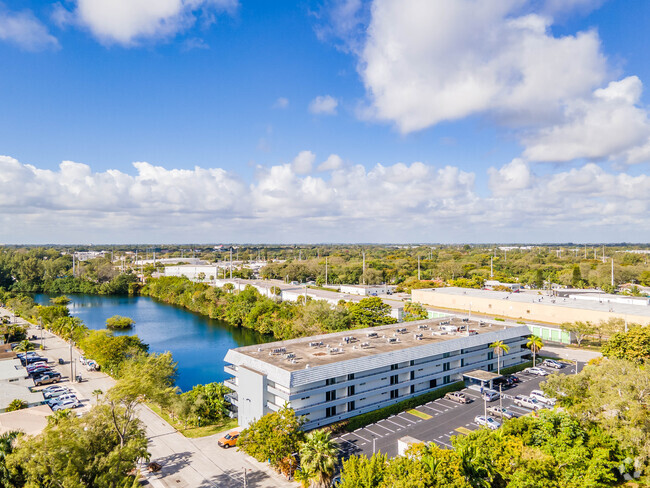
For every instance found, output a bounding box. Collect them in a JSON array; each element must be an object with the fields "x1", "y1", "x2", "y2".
[
  {"x1": 318, "y1": 154, "x2": 344, "y2": 171},
  {"x1": 0, "y1": 7, "x2": 59, "y2": 51},
  {"x1": 291, "y1": 150, "x2": 316, "y2": 175},
  {"x1": 309, "y1": 95, "x2": 339, "y2": 115},
  {"x1": 60, "y1": 0, "x2": 238, "y2": 46},
  {"x1": 358, "y1": 0, "x2": 607, "y2": 133}
]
